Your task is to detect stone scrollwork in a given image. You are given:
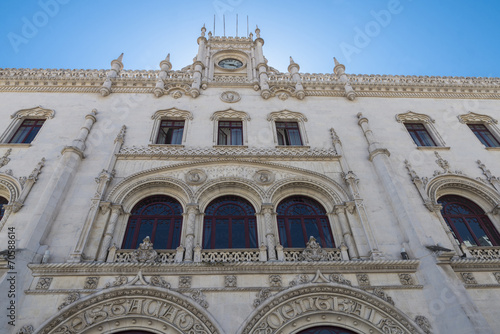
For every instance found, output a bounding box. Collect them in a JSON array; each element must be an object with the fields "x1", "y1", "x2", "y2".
[
  {"x1": 191, "y1": 289, "x2": 209, "y2": 308},
  {"x1": 398, "y1": 273, "x2": 415, "y2": 285},
  {"x1": 372, "y1": 288, "x2": 395, "y2": 306},
  {"x1": 253, "y1": 288, "x2": 272, "y2": 308},
  {"x1": 83, "y1": 277, "x2": 99, "y2": 289},
  {"x1": 105, "y1": 275, "x2": 128, "y2": 288},
  {"x1": 150, "y1": 276, "x2": 171, "y2": 289},
  {"x1": 185, "y1": 169, "x2": 207, "y2": 185},
  {"x1": 415, "y1": 315, "x2": 432, "y2": 334},
  {"x1": 458, "y1": 111, "x2": 498, "y2": 124},
  {"x1": 58, "y1": 292, "x2": 80, "y2": 310},
  {"x1": 330, "y1": 273, "x2": 352, "y2": 286},
  {"x1": 289, "y1": 274, "x2": 310, "y2": 287},
  {"x1": 253, "y1": 170, "x2": 274, "y2": 185},
  {"x1": 301, "y1": 236, "x2": 328, "y2": 261},
  {"x1": 220, "y1": 91, "x2": 241, "y2": 103},
  {"x1": 36, "y1": 277, "x2": 53, "y2": 290},
  {"x1": 131, "y1": 236, "x2": 158, "y2": 263},
  {"x1": 269, "y1": 274, "x2": 282, "y2": 287},
  {"x1": 461, "y1": 272, "x2": 477, "y2": 284},
  {"x1": 16, "y1": 325, "x2": 34, "y2": 334},
  {"x1": 357, "y1": 274, "x2": 370, "y2": 287}
]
